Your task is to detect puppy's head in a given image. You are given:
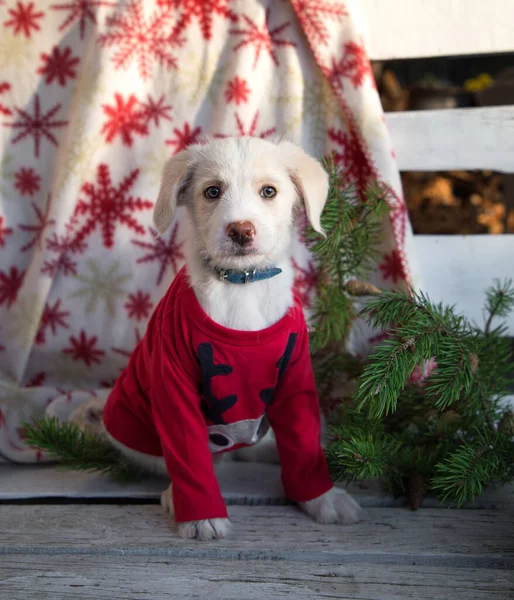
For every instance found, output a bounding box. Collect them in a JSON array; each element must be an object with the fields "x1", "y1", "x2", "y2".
[{"x1": 153, "y1": 137, "x2": 329, "y2": 270}]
